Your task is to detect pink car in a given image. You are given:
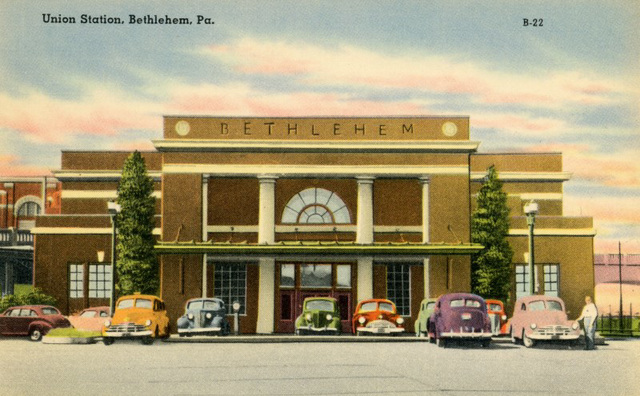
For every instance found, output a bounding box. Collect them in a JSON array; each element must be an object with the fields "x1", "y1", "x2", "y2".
[{"x1": 509, "y1": 295, "x2": 580, "y2": 348}]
